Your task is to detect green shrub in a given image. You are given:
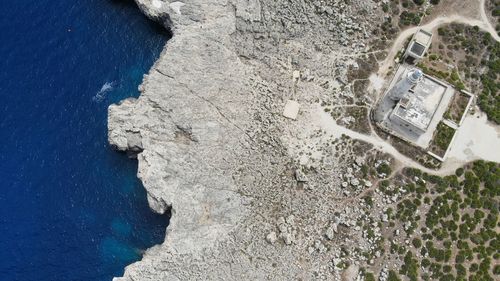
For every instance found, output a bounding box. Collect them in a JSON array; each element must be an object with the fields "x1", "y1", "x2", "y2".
[
  {"x1": 382, "y1": 3, "x2": 389, "y2": 13},
  {"x1": 377, "y1": 163, "x2": 392, "y2": 176},
  {"x1": 412, "y1": 238, "x2": 422, "y2": 248},
  {"x1": 365, "y1": 272, "x2": 376, "y2": 281},
  {"x1": 433, "y1": 122, "x2": 455, "y2": 152},
  {"x1": 388, "y1": 270, "x2": 402, "y2": 281},
  {"x1": 400, "y1": 251, "x2": 419, "y2": 281},
  {"x1": 400, "y1": 11, "x2": 421, "y2": 26}
]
